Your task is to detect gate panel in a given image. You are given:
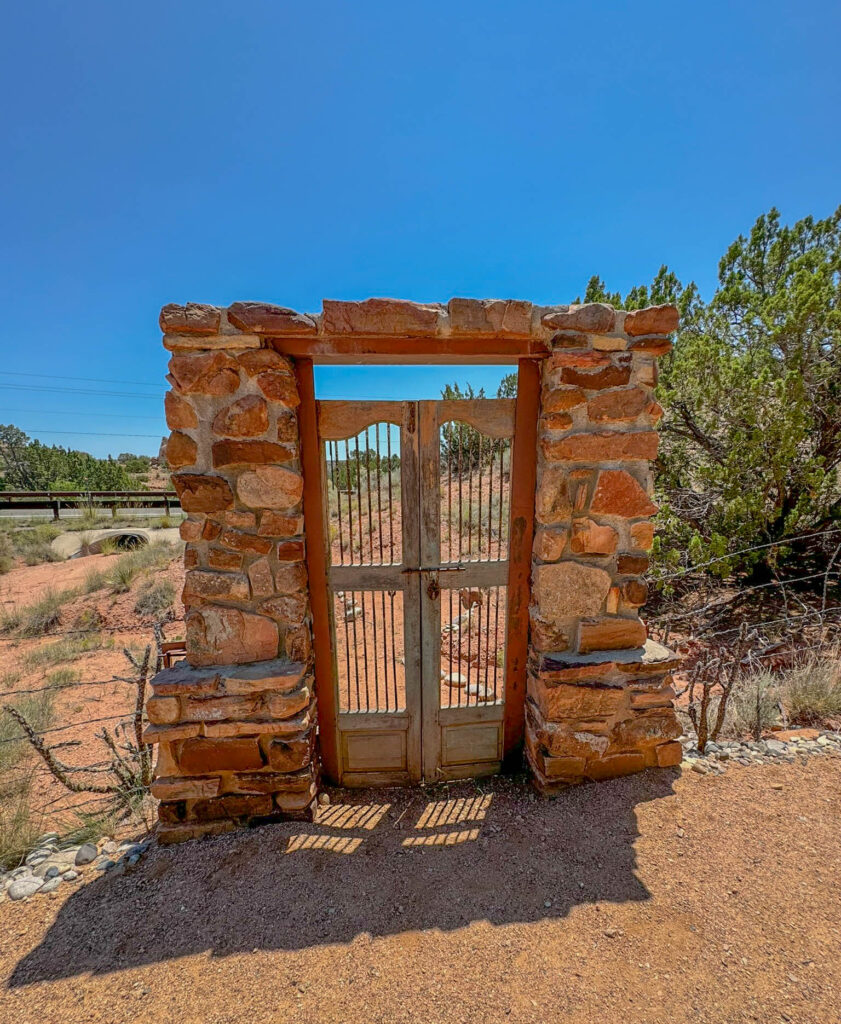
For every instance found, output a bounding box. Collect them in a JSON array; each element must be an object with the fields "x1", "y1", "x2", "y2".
[
  {"x1": 419, "y1": 399, "x2": 515, "y2": 780},
  {"x1": 318, "y1": 400, "x2": 422, "y2": 784}
]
